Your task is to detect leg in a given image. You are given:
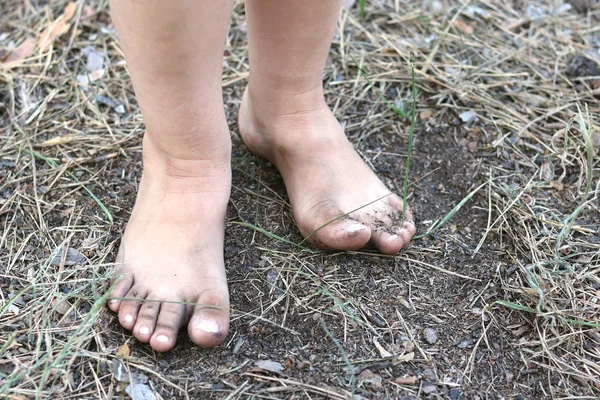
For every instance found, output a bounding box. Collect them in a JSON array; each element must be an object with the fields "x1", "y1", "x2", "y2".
[
  {"x1": 107, "y1": 0, "x2": 233, "y2": 352},
  {"x1": 240, "y1": 0, "x2": 416, "y2": 254}
]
